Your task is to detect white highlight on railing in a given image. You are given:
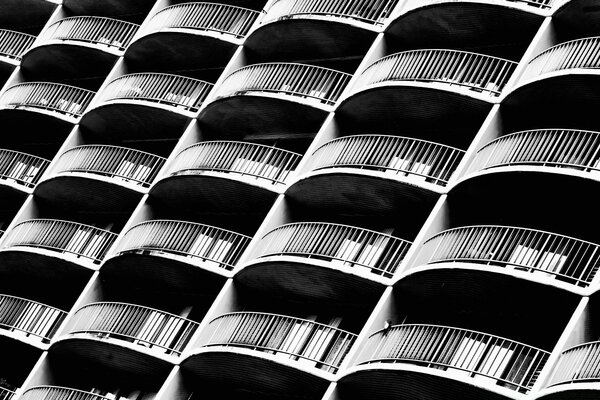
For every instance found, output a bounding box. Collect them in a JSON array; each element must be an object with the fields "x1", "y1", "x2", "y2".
[
  {"x1": 401, "y1": 0, "x2": 553, "y2": 11},
  {"x1": 169, "y1": 141, "x2": 301, "y2": 185},
  {"x1": 263, "y1": 0, "x2": 399, "y2": 25},
  {"x1": 0, "y1": 387, "x2": 14, "y2": 400},
  {"x1": 357, "y1": 324, "x2": 549, "y2": 393},
  {"x1": 52, "y1": 145, "x2": 165, "y2": 188},
  {"x1": 215, "y1": 63, "x2": 352, "y2": 105},
  {"x1": 251, "y1": 222, "x2": 411, "y2": 278},
  {"x1": 355, "y1": 50, "x2": 517, "y2": 96},
  {"x1": 0, "y1": 294, "x2": 66, "y2": 343},
  {"x1": 201, "y1": 311, "x2": 357, "y2": 373},
  {"x1": 307, "y1": 135, "x2": 464, "y2": 186},
  {"x1": 38, "y1": 16, "x2": 139, "y2": 52},
  {"x1": 1, "y1": 219, "x2": 118, "y2": 264},
  {"x1": 0, "y1": 82, "x2": 94, "y2": 118},
  {"x1": 96, "y1": 73, "x2": 213, "y2": 112},
  {"x1": 550, "y1": 341, "x2": 600, "y2": 386},
  {"x1": 115, "y1": 219, "x2": 251, "y2": 271},
  {"x1": 0, "y1": 149, "x2": 49, "y2": 188},
  {"x1": 0, "y1": 29, "x2": 35, "y2": 61},
  {"x1": 69, "y1": 302, "x2": 198, "y2": 355},
  {"x1": 21, "y1": 386, "x2": 110, "y2": 400},
  {"x1": 522, "y1": 37, "x2": 600, "y2": 81},
  {"x1": 419, "y1": 225, "x2": 600, "y2": 287},
  {"x1": 144, "y1": 2, "x2": 259, "y2": 38}
]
